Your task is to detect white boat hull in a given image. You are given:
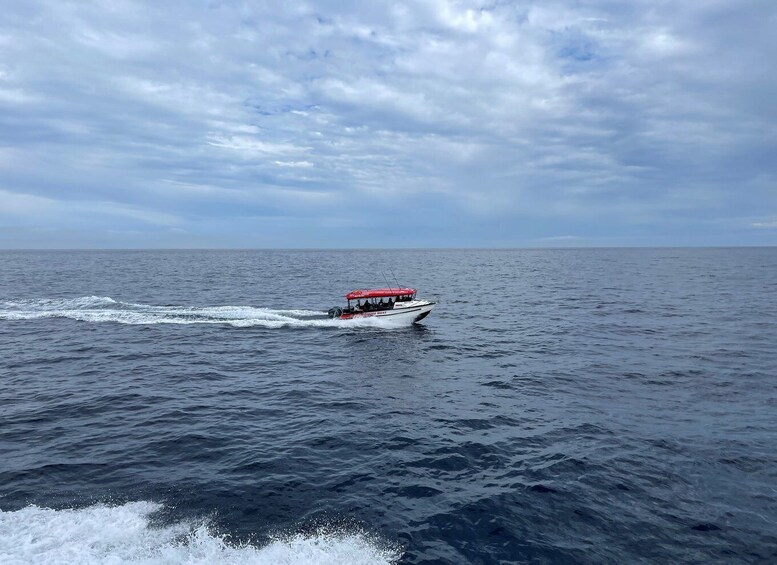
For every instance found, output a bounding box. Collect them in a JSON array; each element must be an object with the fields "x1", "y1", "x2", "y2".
[{"x1": 340, "y1": 301, "x2": 435, "y2": 324}]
